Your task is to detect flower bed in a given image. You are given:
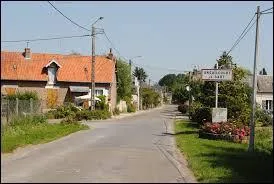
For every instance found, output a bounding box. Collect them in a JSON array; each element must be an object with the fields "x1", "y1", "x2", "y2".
[{"x1": 199, "y1": 122, "x2": 250, "y2": 143}]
